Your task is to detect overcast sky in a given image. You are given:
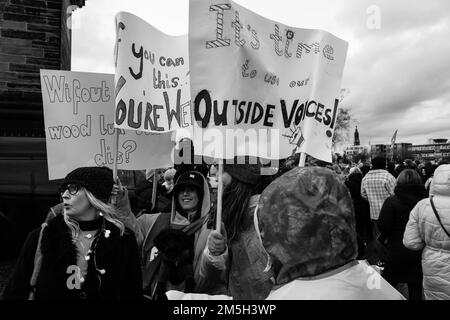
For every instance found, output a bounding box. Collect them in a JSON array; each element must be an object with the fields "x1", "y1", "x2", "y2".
[{"x1": 72, "y1": 0, "x2": 450, "y2": 147}]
